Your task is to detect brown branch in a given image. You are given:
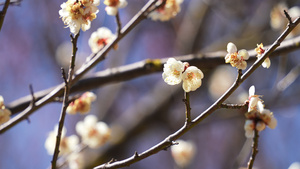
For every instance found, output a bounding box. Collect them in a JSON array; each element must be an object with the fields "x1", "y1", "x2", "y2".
[
  {"x1": 0, "y1": 0, "x2": 159, "y2": 134},
  {"x1": 183, "y1": 92, "x2": 192, "y2": 124},
  {"x1": 247, "y1": 129, "x2": 259, "y2": 169},
  {"x1": 220, "y1": 103, "x2": 247, "y2": 109},
  {"x1": 93, "y1": 16, "x2": 300, "y2": 169},
  {"x1": 0, "y1": 0, "x2": 10, "y2": 31},
  {"x1": 51, "y1": 33, "x2": 79, "y2": 169},
  {"x1": 115, "y1": 12, "x2": 121, "y2": 36},
  {"x1": 6, "y1": 35, "x2": 300, "y2": 115}
]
